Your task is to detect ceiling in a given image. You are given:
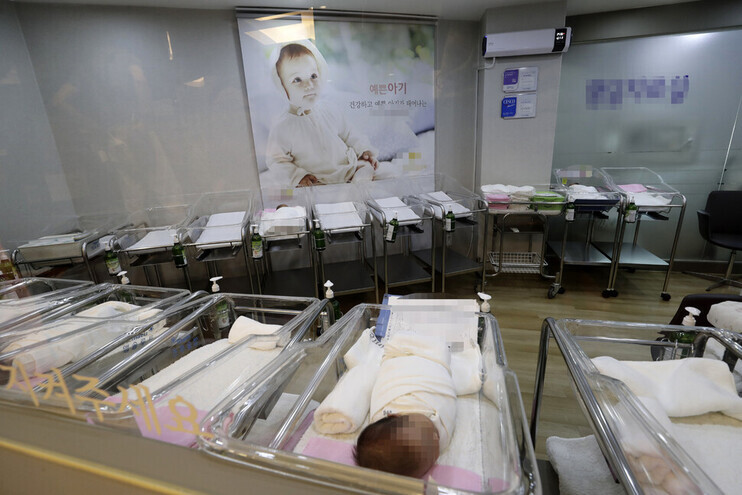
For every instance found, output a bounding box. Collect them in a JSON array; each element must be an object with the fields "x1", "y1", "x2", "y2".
[{"x1": 12, "y1": 0, "x2": 697, "y2": 20}]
